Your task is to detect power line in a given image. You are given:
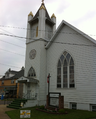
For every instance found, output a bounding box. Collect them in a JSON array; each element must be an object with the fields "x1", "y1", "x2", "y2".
[
  {"x1": 0, "y1": 63, "x2": 21, "y2": 68},
  {"x1": 0, "y1": 48, "x2": 25, "y2": 56},
  {"x1": 0, "y1": 25, "x2": 96, "y2": 37},
  {"x1": 0, "y1": 33, "x2": 26, "y2": 41},
  {"x1": 0, "y1": 39, "x2": 25, "y2": 49},
  {"x1": 0, "y1": 32, "x2": 96, "y2": 47},
  {"x1": 0, "y1": 28, "x2": 26, "y2": 42},
  {"x1": 0, "y1": 25, "x2": 27, "y2": 30}
]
